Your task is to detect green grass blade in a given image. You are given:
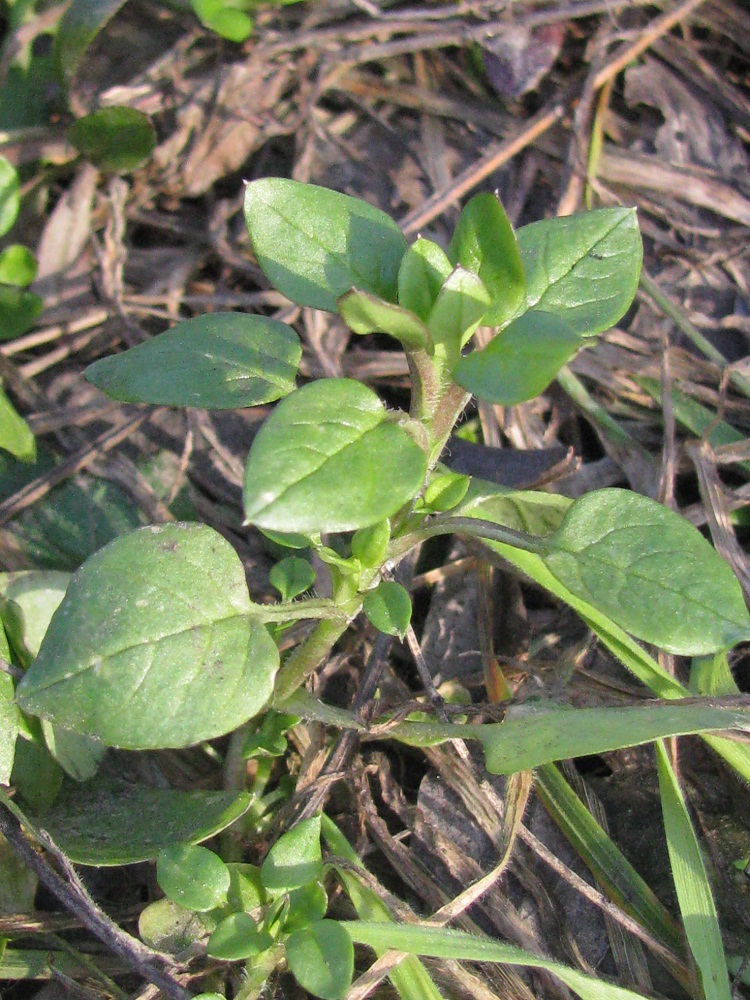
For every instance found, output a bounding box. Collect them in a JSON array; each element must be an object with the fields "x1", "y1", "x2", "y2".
[
  {"x1": 321, "y1": 817, "x2": 446, "y2": 1000},
  {"x1": 536, "y1": 763, "x2": 683, "y2": 956},
  {"x1": 656, "y1": 742, "x2": 731, "y2": 1000},
  {"x1": 345, "y1": 921, "x2": 652, "y2": 1000}
]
